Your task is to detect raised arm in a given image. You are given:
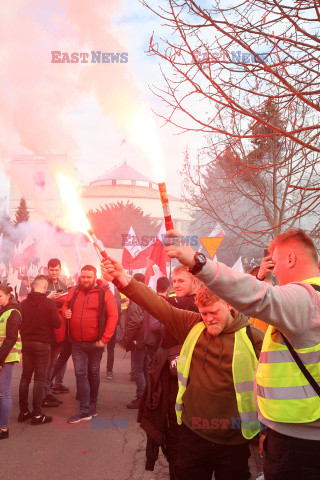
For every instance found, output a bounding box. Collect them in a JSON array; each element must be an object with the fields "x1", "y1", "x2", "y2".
[
  {"x1": 101, "y1": 258, "x2": 200, "y2": 343},
  {"x1": 162, "y1": 230, "x2": 318, "y2": 337}
]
